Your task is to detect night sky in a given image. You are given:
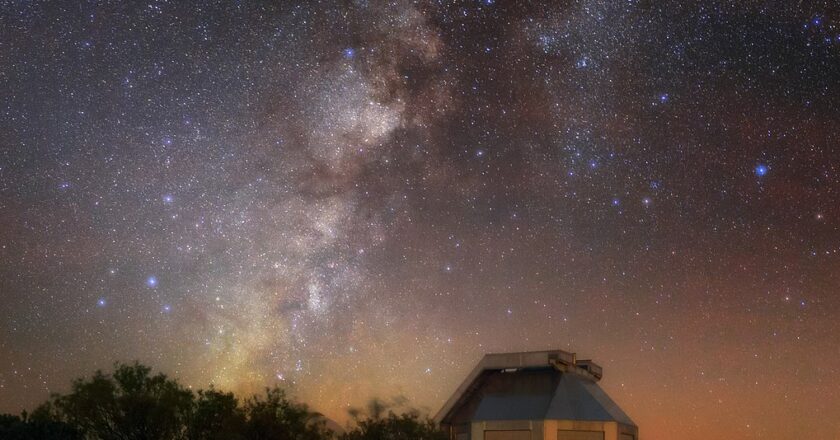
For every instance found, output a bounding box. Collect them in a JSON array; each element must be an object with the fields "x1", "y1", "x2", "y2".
[{"x1": 2, "y1": 1, "x2": 839, "y2": 439}]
